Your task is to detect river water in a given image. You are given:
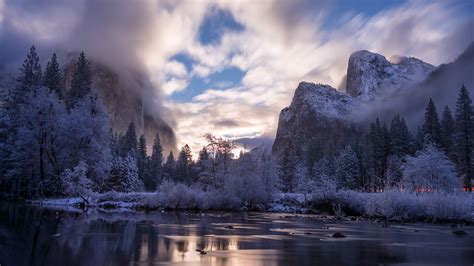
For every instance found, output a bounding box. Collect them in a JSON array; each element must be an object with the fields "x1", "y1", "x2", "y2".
[{"x1": 0, "y1": 204, "x2": 472, "y2": 266}]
